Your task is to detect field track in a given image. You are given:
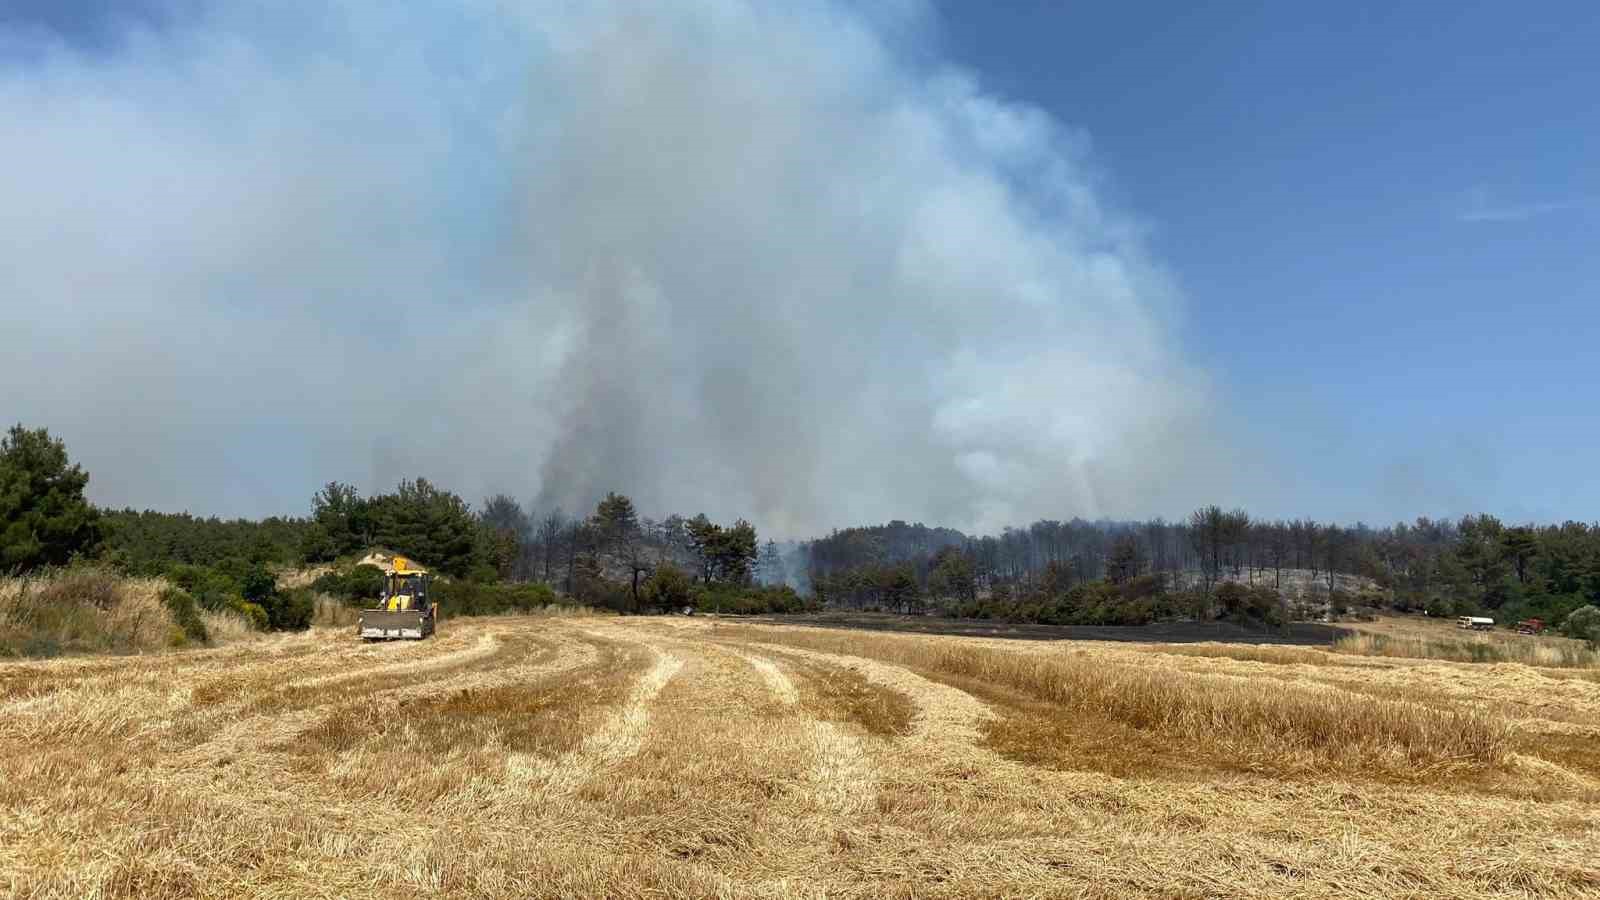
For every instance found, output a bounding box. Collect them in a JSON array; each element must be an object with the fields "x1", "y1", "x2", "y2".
[{"x1": 3, "y1": 615, "x2": 1599, "y2": 898}]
